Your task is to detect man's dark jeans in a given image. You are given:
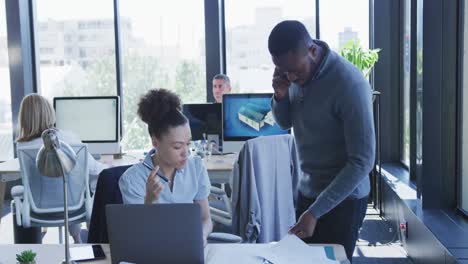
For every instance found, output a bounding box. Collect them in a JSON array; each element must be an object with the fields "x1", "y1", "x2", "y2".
[{"x1": 296, "y1": 192, "x2": 368, "y2": 262}]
